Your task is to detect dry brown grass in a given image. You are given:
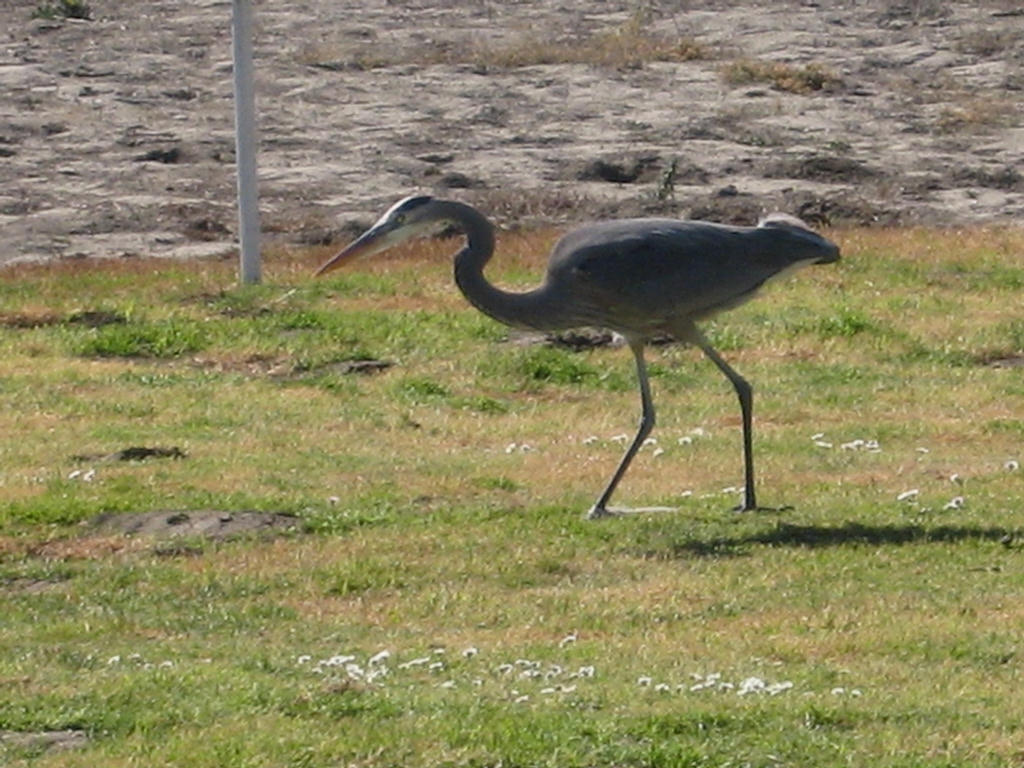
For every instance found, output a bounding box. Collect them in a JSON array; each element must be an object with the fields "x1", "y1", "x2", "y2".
[
  {"x1": 721, "y1": 58, "x2": 841, "y2": 94},
  {"x1": 300, "y1": 21, "x2": 711, "y2": 72}
]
